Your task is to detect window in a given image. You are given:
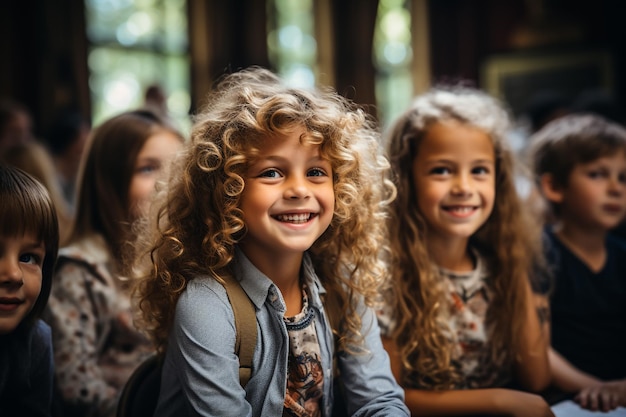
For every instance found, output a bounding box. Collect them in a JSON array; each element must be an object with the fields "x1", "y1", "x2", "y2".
[
  {"x1": 373, "y1": 0, "x2": 413, "y2": 130},
  {"x1": 267, "y1": 0, "x2": 318, "y2": 88},
  {"x1": 85, "y1": 0, "x2": 191, "y2": 133}
]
